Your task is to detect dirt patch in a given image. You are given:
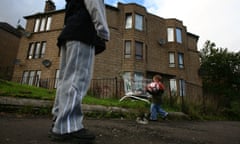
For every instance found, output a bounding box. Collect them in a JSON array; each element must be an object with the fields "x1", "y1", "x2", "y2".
[
  {"x1": 0, "y1": 113, "x2": 240, "y2": 144},
  {"x1": 88, "y1": 119, "x2": 240, "y2": 144}
]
